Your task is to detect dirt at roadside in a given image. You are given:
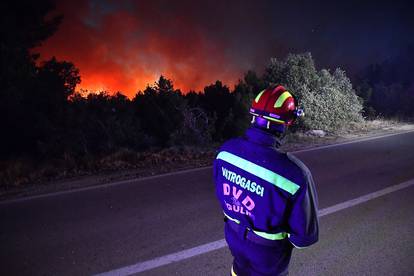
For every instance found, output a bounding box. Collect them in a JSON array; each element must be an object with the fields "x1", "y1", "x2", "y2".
[
  {"x1": 1, "y1": 120, "x2": 413, "y2": 202},
  {"x1": 281, "y1": 120, "x2": 414, "y2": 152}
]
